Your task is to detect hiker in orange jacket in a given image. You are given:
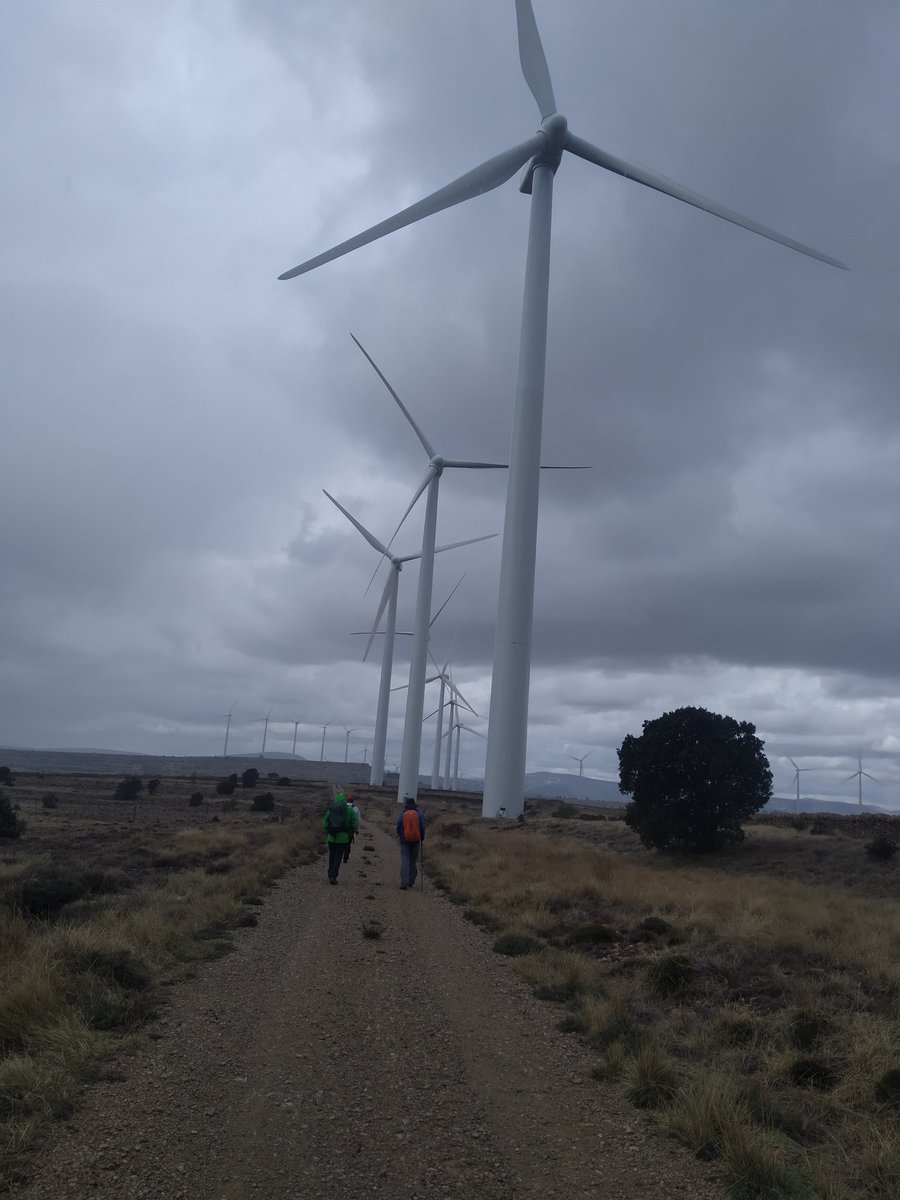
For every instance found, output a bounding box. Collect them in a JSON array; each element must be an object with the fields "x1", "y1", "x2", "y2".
[{"x1": 396, "y1": 795, "x2": 426, "y2": 890}]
